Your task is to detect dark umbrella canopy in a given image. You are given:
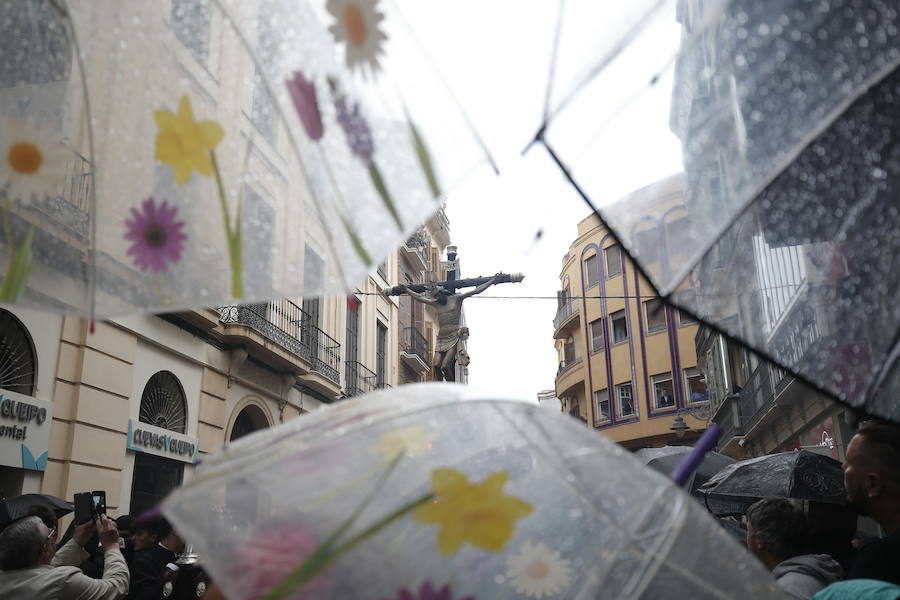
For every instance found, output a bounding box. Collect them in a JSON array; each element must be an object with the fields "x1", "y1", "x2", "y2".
[
  {"x1": 698, "y1": 450, "x2": 846, "y2": 510},
  {"x1": 4, "y1": 493, "x2": 74, "y2": 521},
  {"x1": 635, "y1": 446, "x2": 747, "y2": 514}
]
